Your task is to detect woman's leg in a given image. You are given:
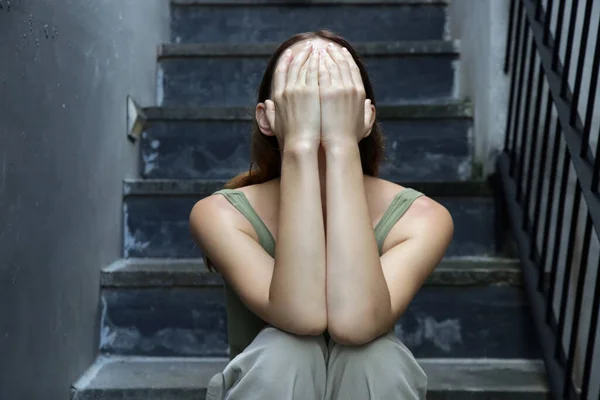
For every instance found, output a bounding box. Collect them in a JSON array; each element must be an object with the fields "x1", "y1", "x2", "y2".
[
  {"x1": 206, "y1": 326, "x2": 327, "y2": 400},
  {"x1": 325, "y1": 331, "x2": 427, "y2": 400}
]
